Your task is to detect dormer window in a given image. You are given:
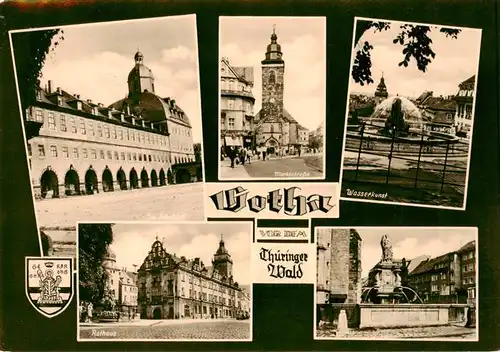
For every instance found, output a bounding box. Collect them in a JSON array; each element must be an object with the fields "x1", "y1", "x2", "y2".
[
  {"x1": 57, "y1": 96, "x2": 63, "y2": 106},
  {"x1": 76, "y1": 101, "x2": 82, "y2": 110}
]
